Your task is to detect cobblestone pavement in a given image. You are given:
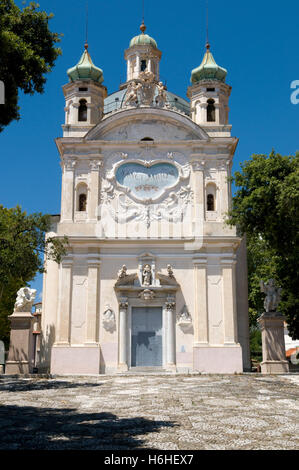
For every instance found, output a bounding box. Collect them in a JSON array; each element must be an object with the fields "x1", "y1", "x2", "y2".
[{"x1": 0, "y1": 374, "x2": 298, "y2": 450}]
